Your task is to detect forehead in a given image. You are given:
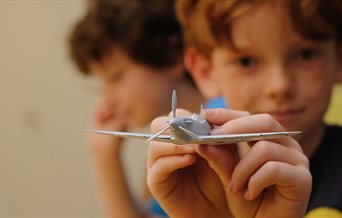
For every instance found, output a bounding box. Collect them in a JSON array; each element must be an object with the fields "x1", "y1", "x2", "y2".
[
  {"x1": 229, "y1": 1, "x2": 303, "y2": 50},
  {"x1": 89, "y1": 47, "x2": 135, "y2": 76}
]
